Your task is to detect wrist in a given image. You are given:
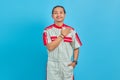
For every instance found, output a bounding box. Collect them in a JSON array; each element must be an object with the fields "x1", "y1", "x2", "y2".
[
  {"x1": 59, "y1": 34, "x2": 64, "y2": 39},
  {"x1": 72, "y1": 60, "x2": 77, "y2": 65},
  {"x1": 61, "y1": 33, "x2": 65, "y2": 37}
]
